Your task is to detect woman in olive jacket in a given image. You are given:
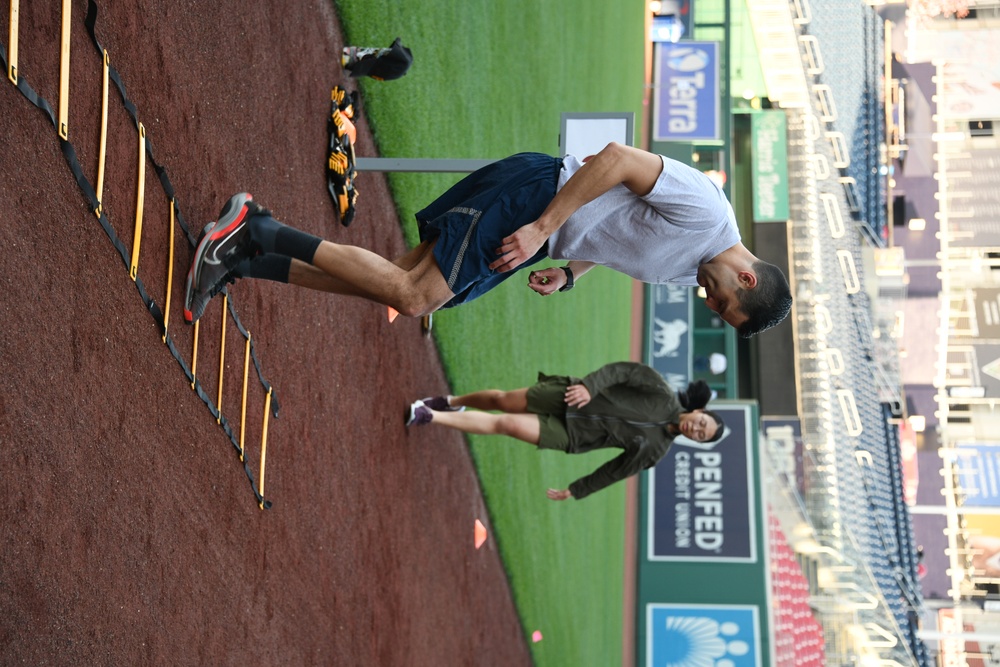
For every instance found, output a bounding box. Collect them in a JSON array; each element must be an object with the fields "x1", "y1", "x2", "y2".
[{"x1": 406, "y1": 362, "x2": 724, "y2": 500}]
